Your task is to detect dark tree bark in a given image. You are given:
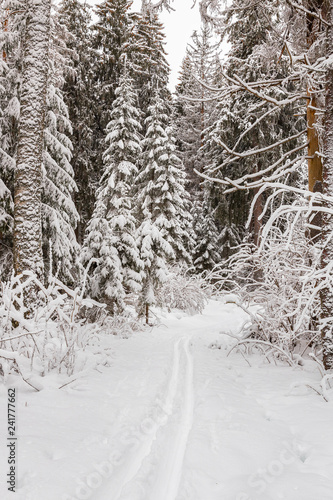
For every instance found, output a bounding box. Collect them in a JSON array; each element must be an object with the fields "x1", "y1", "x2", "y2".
[
  {"x1": 307, "y1": 93, "x2": 322, "y2": 192},
  {"x1": 305, "y1": 0, "x2": 325, "y2": 193},
  {"x1": 321, "y1": 0, "x2": 333, "y2": 370},
  {"x1": 13, "y1": 0, "x2": 51, "y2": 280}
]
